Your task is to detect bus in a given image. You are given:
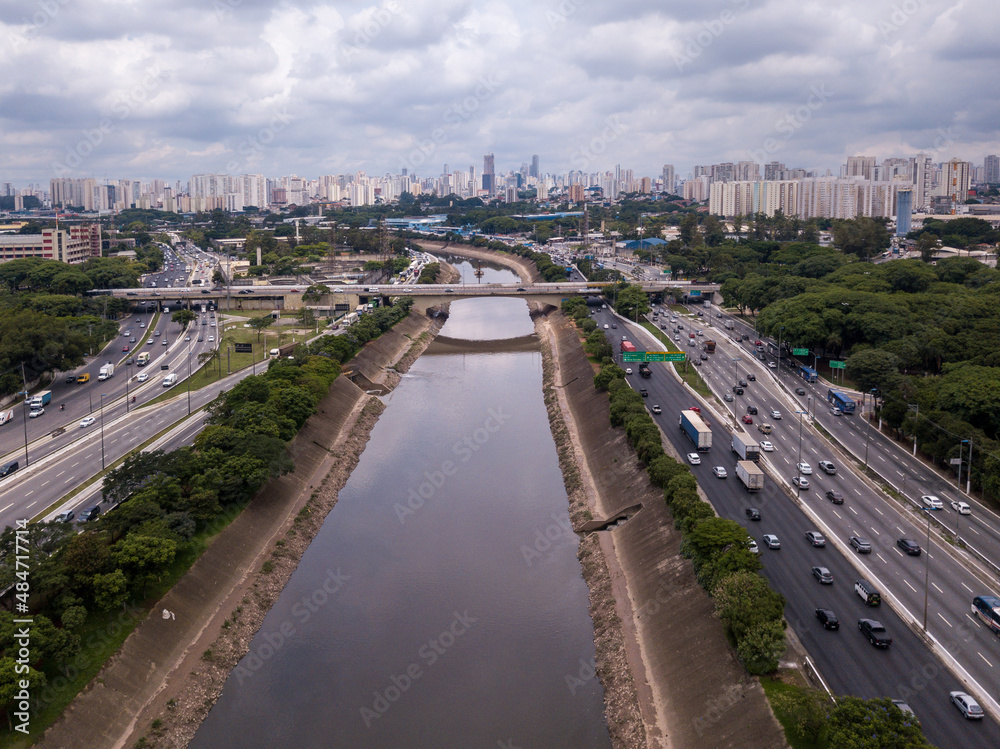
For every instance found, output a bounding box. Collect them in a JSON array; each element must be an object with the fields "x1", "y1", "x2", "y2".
[
  {"x1": 136, "y1": 352, "x2": 150, "y2": 367},
  {"x1": 799, "y1": 366, "x2": 818, "y2": 383},
  {"x1": 827, "y1": 389, "x2": 856, "y2": 413},
  {"x1": 972, "y1": 596, "x2": 1000, "y2": 634}
]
